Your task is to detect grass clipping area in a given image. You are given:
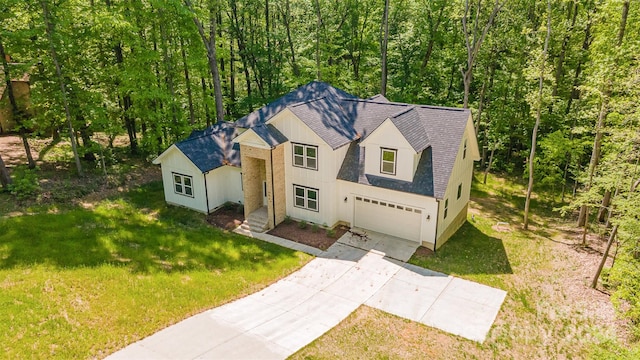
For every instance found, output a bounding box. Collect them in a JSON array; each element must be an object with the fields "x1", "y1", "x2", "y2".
[{"x1": 0, "y1": 182, "x2": 311, "y2": 359}]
